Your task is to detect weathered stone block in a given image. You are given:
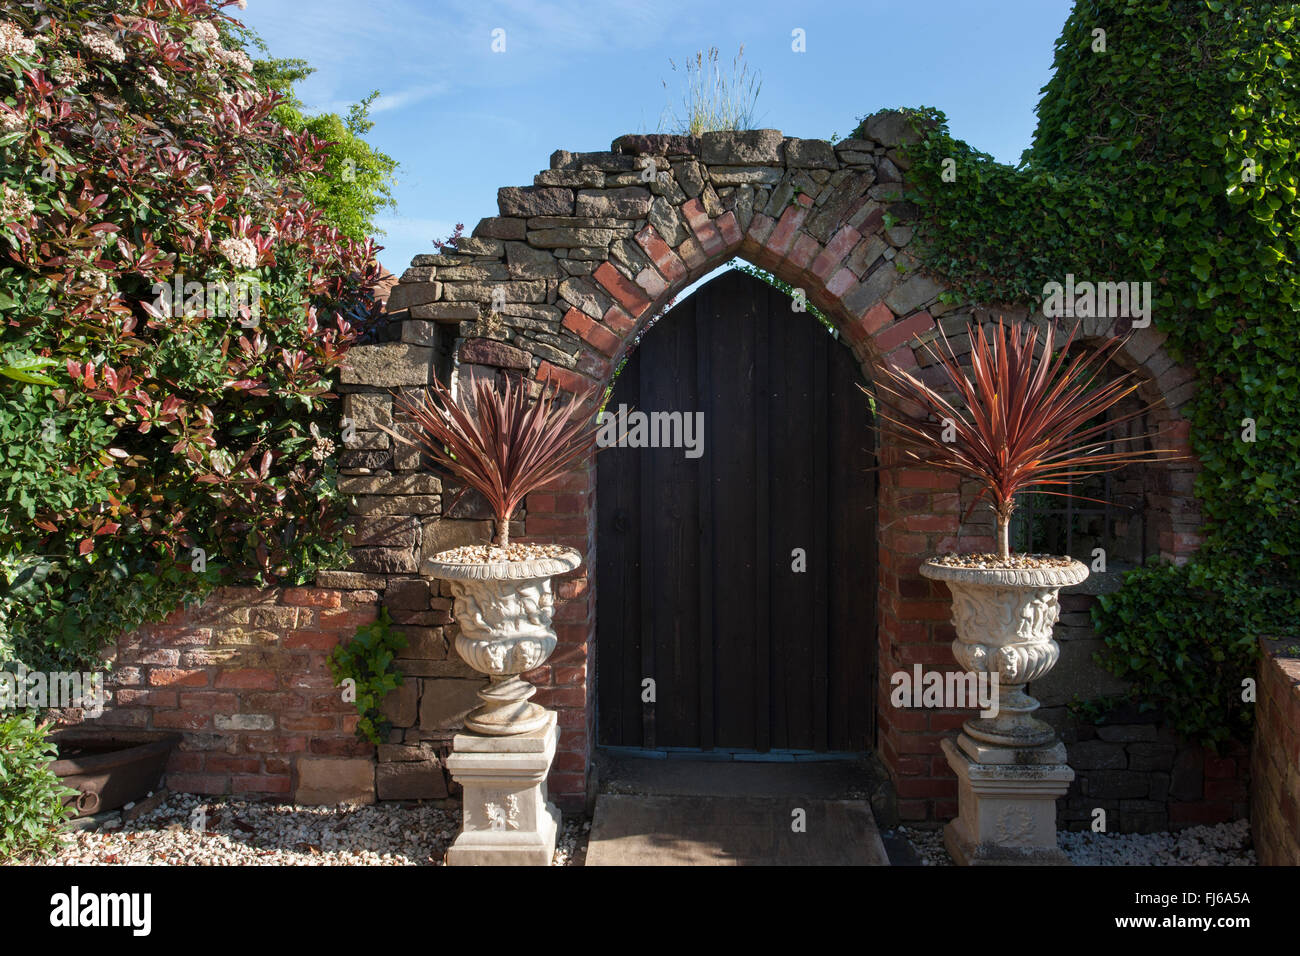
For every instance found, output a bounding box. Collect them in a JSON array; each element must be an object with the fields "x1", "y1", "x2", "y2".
[
  {"x1": 576, "y1": 186, "x2": 652, "y2": 218},
  {"x1": 396, "y1": 626, "x2": 447, "y2": 661},
  {"x1": 410, "y1": 302, "x2": 479, "y2": 322},
  {"x1": 420, "y1": 518, "x2": 497, "y2": 562},
  {"x1": 459, "y1": 337, "x2": 532, "y2": 369},
  {"x1": 441, "y1": 280, "x2": 548, "y2": 304},
  {"x1": 784, "y1": 138, "x2": 837, "y2": 169},
  {"x1": 1069, "y1": 739, "x2": 1127, "y2": 770},
  {"x1": 380, "y1": 678, "x2": 418, "y2": 728},
  {"x1": 437, "y1": 263, "x2": 510, "y2": 282},
  {"x1": 348, "y1": 495, "x2": 441, "y2": 516},
  {"x1": 648, "y1": 196, "x2": 688, "y2": 246},
  {"x1": 387, "y1": 282, "x2": 441, "y2": 312},
  {"x1": 377, "y1": 743, "x2": 426, "y2": 762},
  {"x1": 1128, "y1": 742, "x2": 1177, "y2": 772},
  {"x1": 295, "y1": 757, "x2": 375, "y2": 806},
  {"x1": 347, "y1": 548, "x2": 419, "y2": 574},
  {"x1": 342, "y1": 393, "x2": 392, "y2": 431},
  {"x1": 498, "y1": 186, "x2": 575, "y2": 217},
  {"x1": 376, "y1": 760, "x2": 449, "y2": 800},
  {"x1": 884, "y1": 273, "x2": 945, "y2": 316},
  {"x1": 707, "y1": 166, "x2": 784, "y2": 186},
  {"x1": 348, "y1": 514, "x2": 419, "y2": 549},
  {"x1": 505, "y1": 241, "x2": 562, "y2": 279},
  {"x1": 213, "y1": 713, "x2": 274, "y2": 731},
  {"x1": 315, "y1": 570, "x2": 388, "y2": 590},
  {"x1": 451, "y1": 237, "x2": 504, "y2": 257},
  {"x1": 401, "y1": 319, "x2": 438, "y2": 347},
  {"x1": 535, "y1": 168, "x2": 607, "y2": 188},
  {"x1": 860, "y1": 110, "x2": 926, "y2": 147},
  {"x1": 700, "y1": 129, "x2": 784, "y2": 165},
  {"x1": 341, "y1": 343, "x2": 432, "y2": 387},
  {"x1": 473, "y1": 216, "x2": 527, "y2": 240},
  {"x1": 339, "y1": 449, "x2": 391, "y2": 470},
  {"x1": 341, "y1": 430, "x2": 387, "y2": 450},
  {"x1": 1083, "y1": 770, "x2": 1149, "y2": 799},
  {"x1": 419, "y1": 678, "x2": 485, "y2": 731}
]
